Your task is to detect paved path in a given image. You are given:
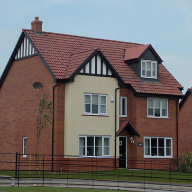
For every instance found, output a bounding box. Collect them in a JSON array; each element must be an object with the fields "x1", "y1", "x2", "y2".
[{"x1": 1, "y1": 176, "x2": 192, "y2": 191}]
